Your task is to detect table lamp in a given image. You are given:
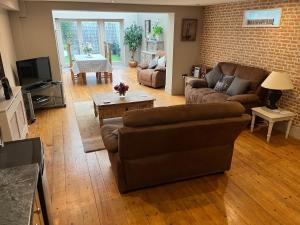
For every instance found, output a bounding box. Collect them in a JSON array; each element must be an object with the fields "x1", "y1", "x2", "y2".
[{"x1": 261, "y1": 71, "x2": 294, "y2": 109}]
